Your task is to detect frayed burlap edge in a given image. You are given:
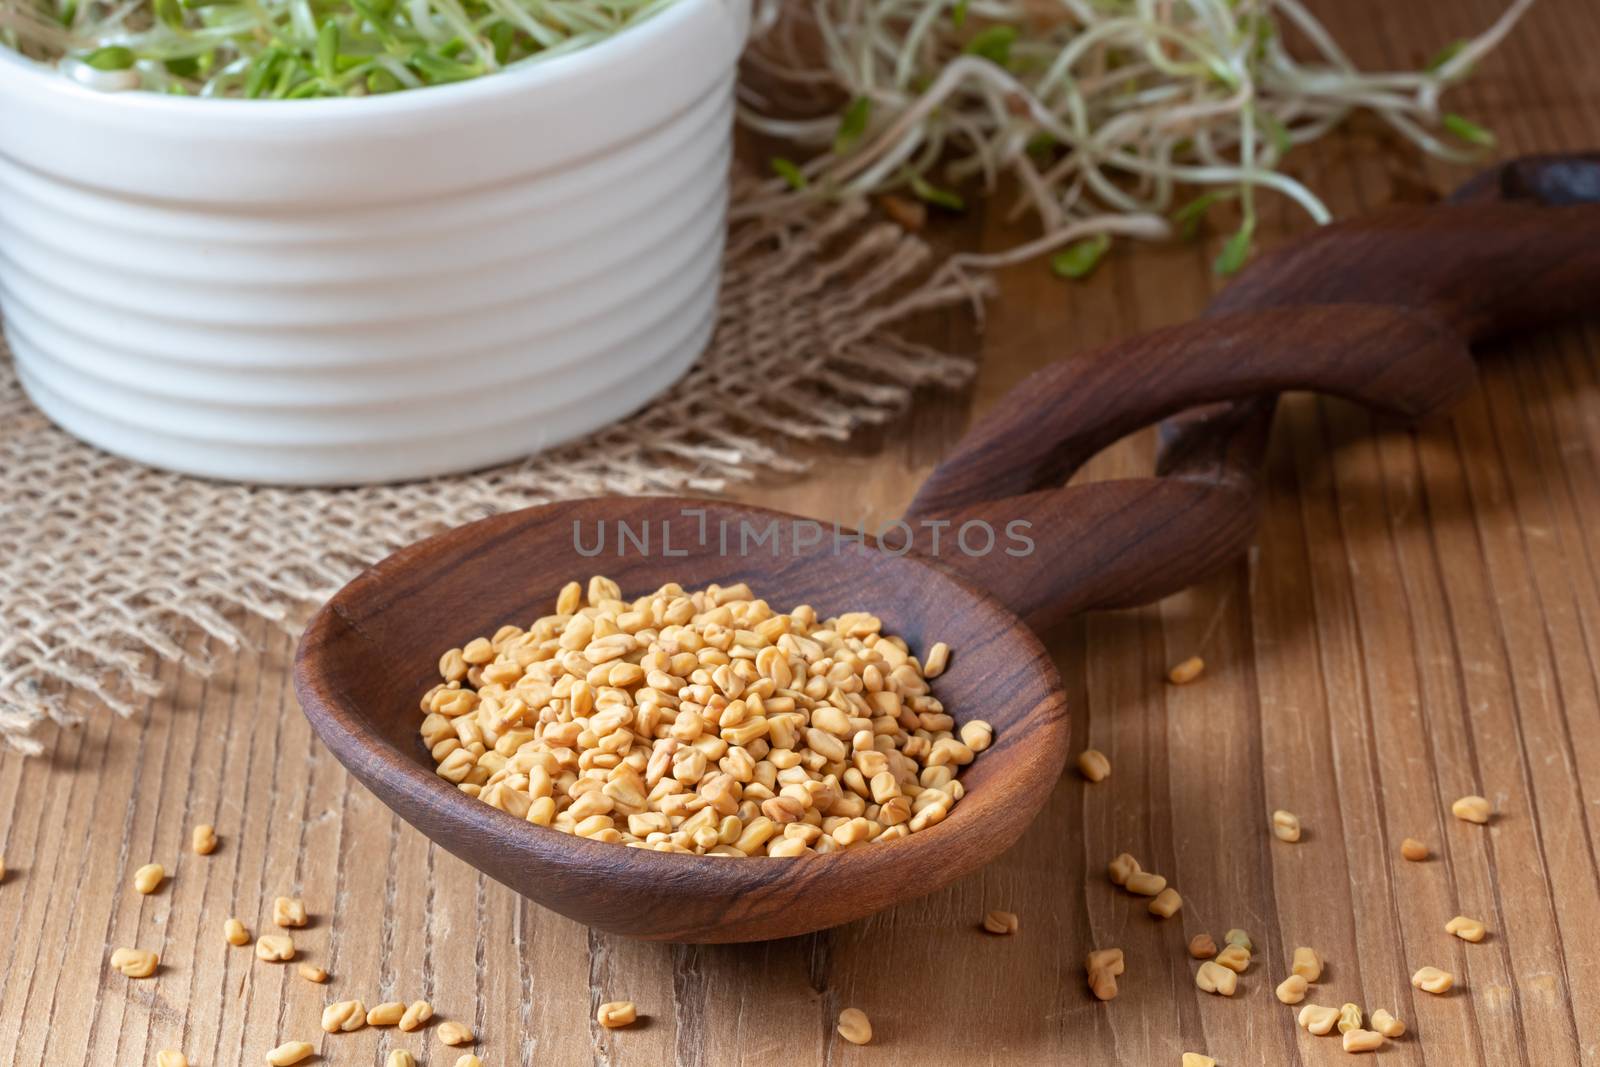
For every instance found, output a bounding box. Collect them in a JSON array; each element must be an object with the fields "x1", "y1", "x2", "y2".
[{"x1": 0, "y1": 184, "x2": 983, "y2": 754}]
